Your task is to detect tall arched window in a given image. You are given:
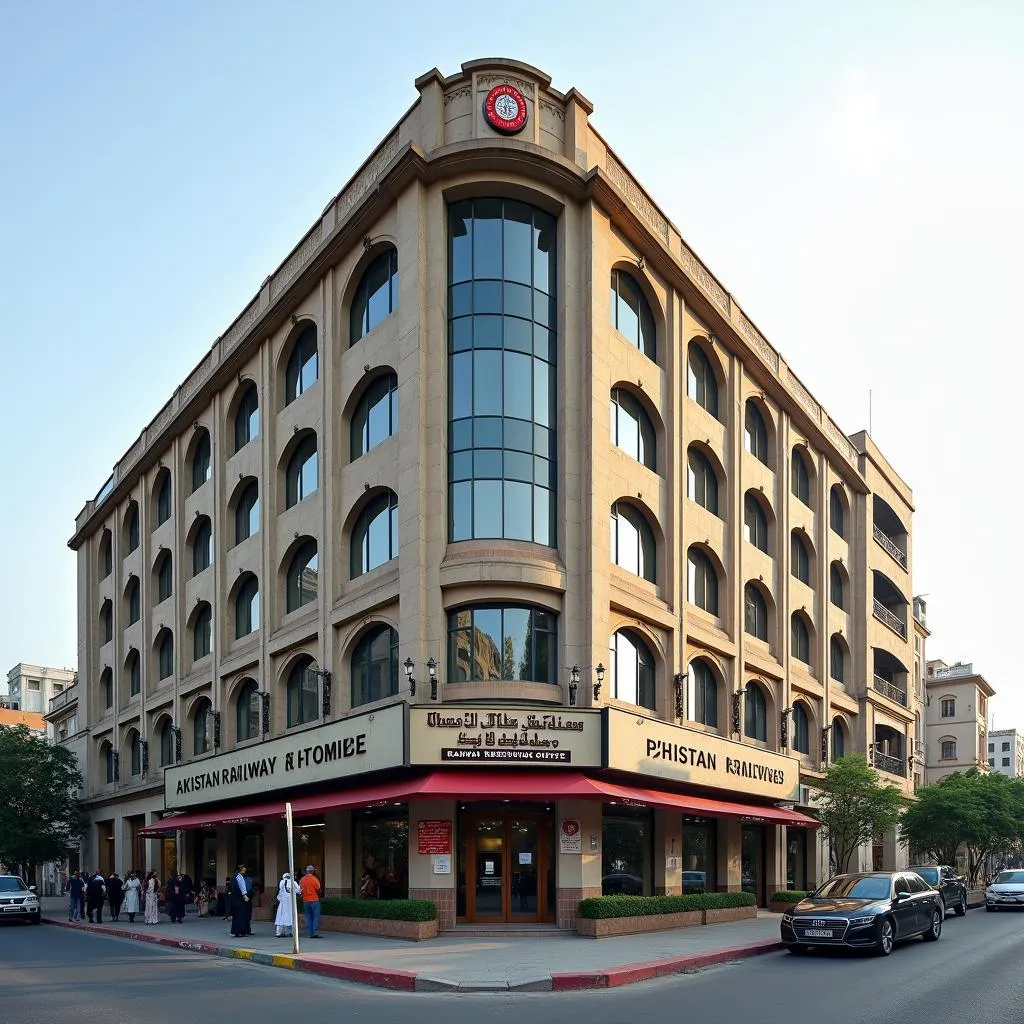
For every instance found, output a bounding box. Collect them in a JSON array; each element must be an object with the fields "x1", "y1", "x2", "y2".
[
  {"x1": 157, "y1": 631, "x2": 174, "y2": 680},
  {"x1": 234, "y1": 480, "x2": 259, "y2": 544},
  {"x1": 130, "y1": 732, "x2": 142, "y2": 776},
  {"x1": 234, "y1": 384, "x2": 260, "y2": 453},
  {"x1": 193, "y1": 697, "x2": 212, "y2": 756},
  {"x1": 126, "y1": 503, "x2": 140, "y2": 553},
  {"x1": 286, "y1": 656, "x2": 319, "y2": 728},
  {"x1": 284, "y1": 325, "x2": 318, "y2": 405},
  {"x1": 126, "y1": 578, "x2": 140, "y2": 625},
  {"x1": 610, "y1": 502, "x2": 656, "y2": 582},
  {"x1": 744, "y1": 682, "x2": 767, "y2": 741},
  {"x1": 236, "y1": 679, "x2": 260, "y2": 742},
  {"x1": 687, "y1": 342, "x2": 719, "y2": 419},
  {"x1": 448, "y1": 198, "x2": 557, "y2": 546},
  {"x1": 830, "y1": 485, "x2": 846, "y2": 537},
  {"x1": 791, "y1": 448, "x2": 811, "y2": 506},
  {"x1": 744, "y1": 583, "x2": 769, "y2": 641},
  {"x1": 687, "y1": 547, "x2": 719, "y2": 615},
  {"x1": 350, "y1": 492, "x2": 399, "y2": 579},
  {"x1": 830, "y1": 635, "x2": 845, "y2": 682},
  {"x1": 447, "y1": 605, "x2": 557, "y2": 684},
  {"x1": 99, "y1": 532, "x2": 112, "y2": 579},
  {"x1": 103, "y1": 742, "x2": 115, "y2": 784},
  {"x1": 351, "y1": 373, "x2": 398, "y2": 461},
  {"x1": 791, "y1": 613, "x2": 811, "y2": 664},
  {"x1": 285, "y1": 435, "x2": 318, "y2": 507},
  {"x1": 609, "y1": 269, "x2": 656, "y2": 360},
  {"x1": 832, "y1": 718, "x2": 846, "y2": 759},
  {"x1": 744, "y1": 400, "x2": 769, "y2": 464},
  {"x1": 691, "y1": 659, "x2": 718, "y2": 728},
  {"x1": 159, "y1": 720, "x2": 174, "y2": 767},
  {"x1": 610, "y1": 388, "x2": 656, "y2": 469},
  {"x1": 235, "y1": 575, "x2": 259, "y2": 638},
  {"x1": 156, "y1": 552, "x2": 173, "y2": 602},
  {"x1": 350, "y1": 249, "x2": 399, "y2": 344},
  {"x1": 610, "y1": 629, "x2": 655, "y2": 710},
  {"x1": 191, "y1": 429, "x2": 212, "y2": 492},
  {"x1": 687, "y1": 447, "x2": 719, "y2": 515},
  {"x1": 830, "y1": 563, "x2": 846, "y2": 609},
  {"x1": 193, "y1": 603, "x2": 212, "y2": 660},
  {"x1": 286, "y1": 539, "x2": 319, "y2": 612},
  {"x1": 793, "y1": 703, "x2": 810, "y2": 754},
  {"x1": 351, "y1": 624, "x2": 399, "y2": 707},
  {"x1": 192, "y1": 517, "x2": 213, "y2": 576},
  {"x1": 100, "y1": 601, "x2": 113, "y2": 644},
  {"x1": 101, "y1": 668, "x2": 113, "y2": 709},
  {"x1": 126, "y1": 649, "x2": 141, "y2": 696},
  {"x1": 791, "y1": 530, "x2": 811, "y2": 584},
  {"x1": 744, "y1": 493, "x2": 769, "y2": 551},
  {"x1": 155, "y1": 471, "x2": 172, "y2": 526}
]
